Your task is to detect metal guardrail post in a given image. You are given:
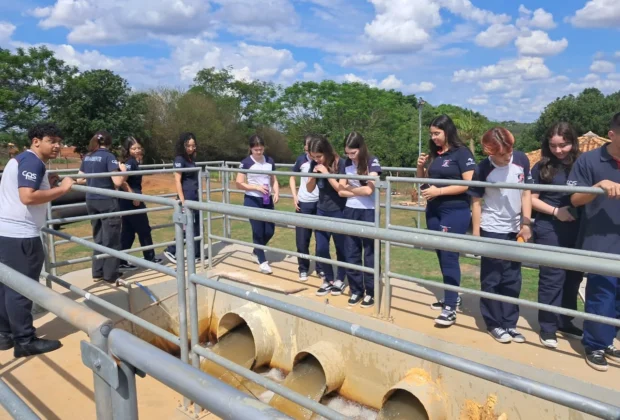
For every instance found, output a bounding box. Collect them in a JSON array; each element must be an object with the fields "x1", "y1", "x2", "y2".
[
  {"x1": 45, "y1": 201, "x2": 57, "y2": 282},
  {"x1": 198, "y1": 167, "x2": 205, "y2": 271},
  {"x1": 205, "y1": 170, "x2": 214, "y2": 270},
  {"x1": 373, "y1": 180, "x2": 381, "y2": 317},
  {"x1": 88, "y1": 323, "x2": 114, "y2": 420},
  {"x1": 172, "y1": 201, "x2": 190, "y2": 410},
  {"x1": 384, "y1": 180, "x2": 392, "y2": 319},
  {"x1": 0, "y1": 378, "x2": 40, "y2": 420},
  {"x1": 111, "y1": 361, "x2": 139, "y2": 420},
  {"x1": 223, "y1": 163, "x2": 231, "y2": 238}
]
